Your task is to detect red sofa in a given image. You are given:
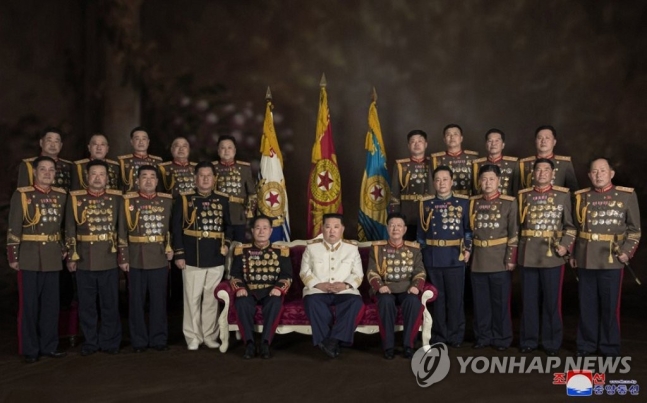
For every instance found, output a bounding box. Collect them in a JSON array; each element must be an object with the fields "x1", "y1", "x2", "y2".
[{"x1": 214, "y1": 240, "x2": 438, "y2": 352}]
